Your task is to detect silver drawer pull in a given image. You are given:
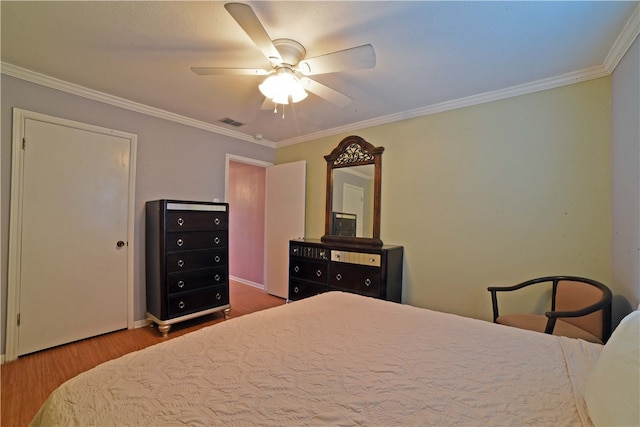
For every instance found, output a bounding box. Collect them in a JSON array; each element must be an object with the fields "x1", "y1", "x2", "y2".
[
  {"x1": 316, "y1": 270, "x2": 322, "y2": 277},
  {"x1": 214, "y1": 255, "x2": 221, "y2": 263},
  {"x1": 176, "y1": 238, "x2": 184, "y2": 247},
  {"x1": 178, "y1": 280, "x2": 185, "y2": 288},
  {"x1": 177, "y1": 260, "x2": 184, "y2": 267},
  {"x1": 294, "y1": 286, "x2": 299, "y2": 294},
  {"x1": 214, "y1": 274, "x2": 220, "y2": 281},
  {"x1": 214, "y1": 236, "x2": 221, "y2": 244},
  {"x1": 294, "y1": 265, "x2": 300, "y2": 273},
  {"x1": 336, "y1": 273, "x2": 342, "y2": 281},
  {"x1": 178, "y1": 301, "x2": 185, "y2": 309},
  {"x1": 365, "y1": 278, "x2": 372, "y2": 287},
  {"x1": 214, "y1": 218, "x2": 221, "y2": 225},
  {"x1": 216, "y1": 293, "x2": 222, "y2": 300},
  {"x1": 177, "y1": 218, "x2": 184, "y2": 226},
  {"x1": 369, "y1": 258, "x2": 375, "y2": 263}
]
